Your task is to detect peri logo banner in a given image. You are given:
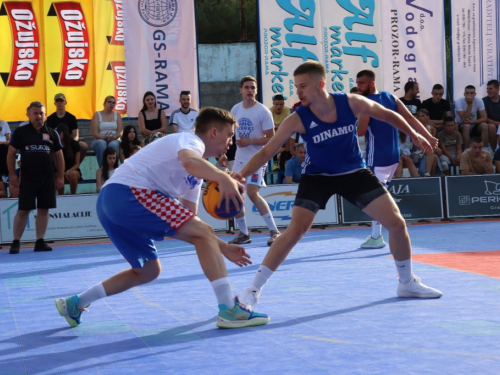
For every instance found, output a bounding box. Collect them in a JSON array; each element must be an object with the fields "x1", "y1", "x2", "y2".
[
  {"x1": 44, "y1": 0, "x2": 95, "y2": 119},
  {"x1": 450, "y1": 0, "x2": 499, "y2": 100},
  {"x1": 380, "y1": 0, "x2": 446, "y2": 99},
  {"x1": 0, "y1": 0, "x2": 46, "y2": 121},
  {"x1": 258, "y1": 0, "x2": 383, "y2": 109},
  {"x1": 123, "y1": 0, "x2": 199, "y2": 116},
  {"x1": 93, "y1": 0, "x2": 127, "y2": 115}
]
